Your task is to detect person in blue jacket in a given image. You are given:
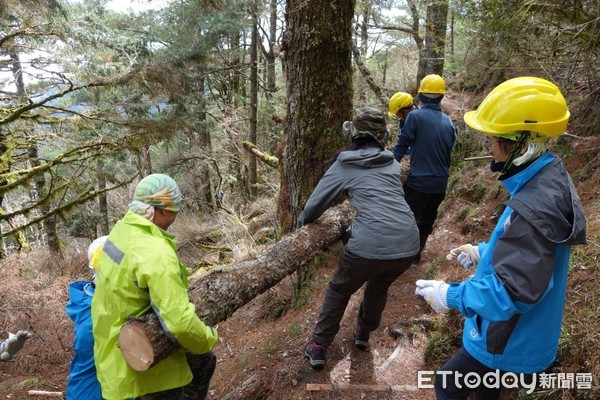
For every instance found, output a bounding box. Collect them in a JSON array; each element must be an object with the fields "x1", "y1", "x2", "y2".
[
  {"x1": 65, "y1": 236, "x2": 107, "y2": 400},
  {"x1": 392, "y1": 74, "x2": 457, "y2": 263},
  {"x1": 415, "y1": 77, "x2": 587, "y2": 399}
]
